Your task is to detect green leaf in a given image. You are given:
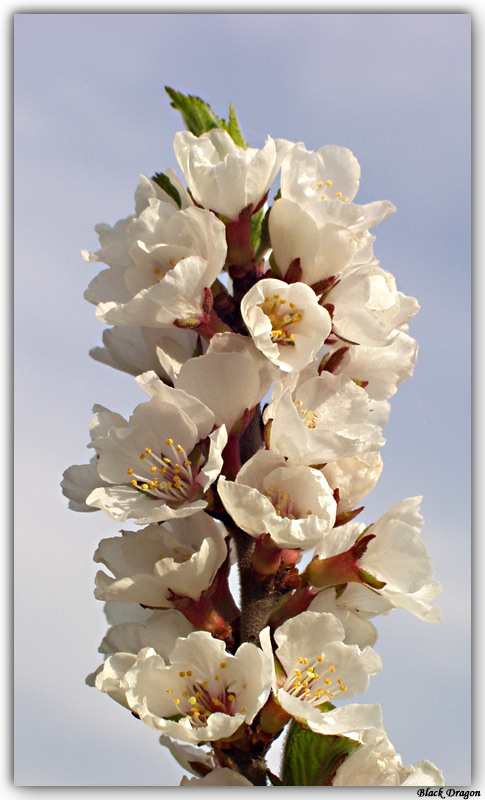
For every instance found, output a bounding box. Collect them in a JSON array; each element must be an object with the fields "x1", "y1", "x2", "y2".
[
  {"x1": 165, "y1": 87, "x2": 223, "y2": 137},
  {"x1": 165, "y1": 88, "x2": 247, "y2": 148},
  {"x1": 281, "y1": 719, "x2": 360, "y2": 786},
  {"x1": 151, "y1": 172, "x2": 182, "y2": 208},
  {"x1": 224, "y1": 103, "x2": 247, "y2": 148}
]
